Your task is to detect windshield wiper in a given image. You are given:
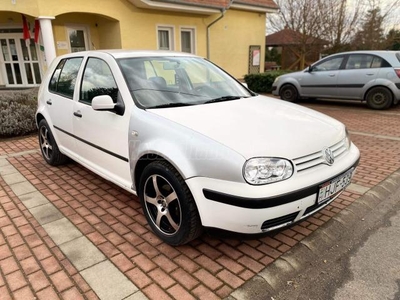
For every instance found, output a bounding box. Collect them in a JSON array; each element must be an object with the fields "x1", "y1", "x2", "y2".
[
  {"x1": 204, "y1": 96, "x2": 246, "y2": 104},
  {"x1": 146, "y1": 102, "x2": 196, "y2": 109}
]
